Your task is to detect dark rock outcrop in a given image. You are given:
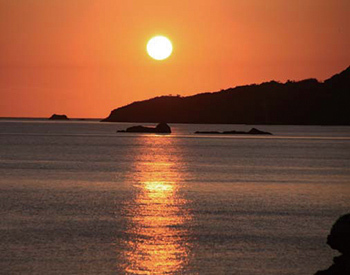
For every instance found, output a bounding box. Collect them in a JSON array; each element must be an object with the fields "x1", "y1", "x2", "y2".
[
  {"x1": 49, "y1": 114, "x2": 69, "y2": 120},
  {"x1": 117, "y1": 123, "x2": 171, "y2": 134},
  {"x1": 247, "y1": 128, "x2": 272, "y2": 135},
  {"x1": 195, "y1": 128, "x2": 272, "y2": 135},
  {"x1": 315, "y1": 214, "x2": 350, "y2": 275},
  {"x1": 102, "y1": 66, "x2": 350, "y2": 125}
]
